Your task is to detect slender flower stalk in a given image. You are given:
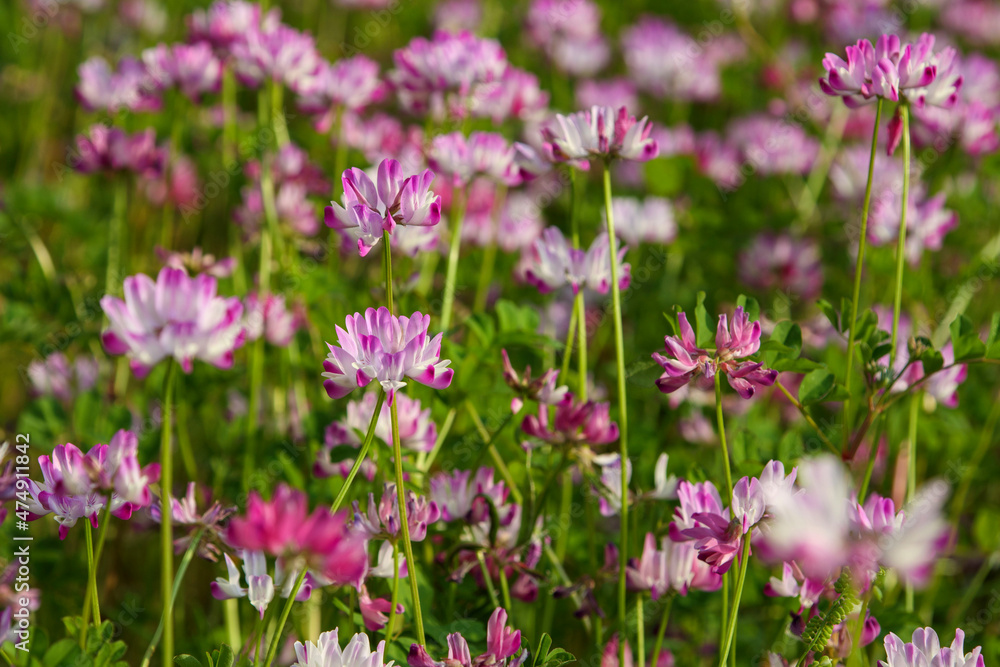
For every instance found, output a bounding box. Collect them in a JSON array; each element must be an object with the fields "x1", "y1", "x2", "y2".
[
  {"x1": 160, "y1": 359, "x2": 178, "y2": 667},
  {"x1": 331, "y1": 105, "x2": 347, "y2": 258},
  {"x1": 83, "y1": 521, "x2": 100, "y2": 632},
  {"x1": 890, "y1": 104, "x2": 911, "y2": 365},
  {"x1": 107, "y1": 178, "x2": 128, "y2": 298},
  {"x1": 140, "y1": 529, "x2": 206, "y2": 667},
  {"x1": 474, "y1": 184, "x2": 507, "y2": 312},
  {"x1": 650, "y1": 594, "x2": 674, "y2": 667},
  {"x1": 262, "y1": 567, "x2": 308, "y2": 667},
  {"x1": 714, "y1": 373, "x2": 733, "y2": 496},
  {"x1": 391, "y1": 400, "x2": 426, "y2": 645},
  {"x1": 603, "y1": 162, "x2": 631, "y2": 667},
  {"x1": 636, "y1": 594, "x2": 645, "y2": 667},
  {"x1": 330, "y1": 389, "x2": 387, "y2": 512},
  {"x1": 441, "y1": 186, "x2": 467, "y2": 331},
  {"x1": 570, "y1": 169, "x2": 587, "y2": 400},
  {"x1": 843, "y1": 99, "x2": 883, "y2": 447},
  {"x1": 386, "y1": 541, "x2": 401, "y2": 639},
  {"x1": 717, "y1": 532, "x2": 752, "y2": 667},
  {"x1": 905, "y1": 391, "x2": 920, "y2": 613}
]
